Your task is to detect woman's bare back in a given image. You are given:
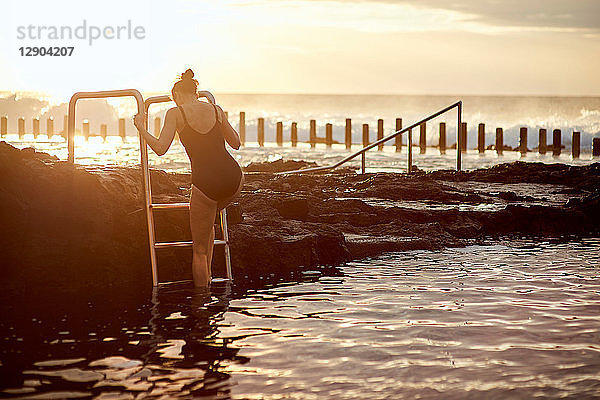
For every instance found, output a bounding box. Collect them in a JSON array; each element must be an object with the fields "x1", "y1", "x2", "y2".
[{"x1": 176, "y1": 100, "x2": 219, "y2": 134}]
